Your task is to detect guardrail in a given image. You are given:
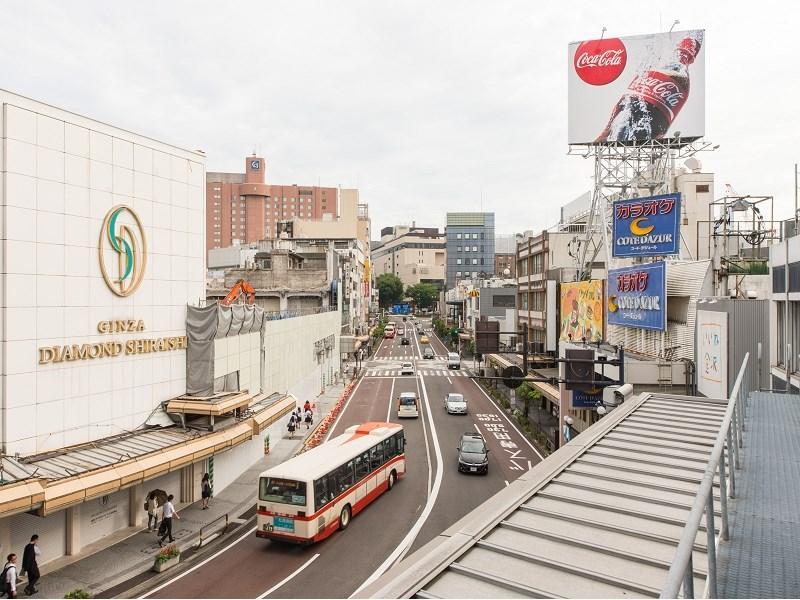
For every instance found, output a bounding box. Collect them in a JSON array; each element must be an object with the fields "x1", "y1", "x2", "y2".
[
  {"x1": 660, "y1": 352, "x2": 750, "y2": 598},
  {"x1": 197, "y1": 513, "x2": 229, "y2": 548}
]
